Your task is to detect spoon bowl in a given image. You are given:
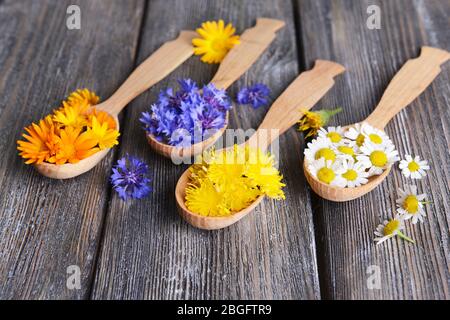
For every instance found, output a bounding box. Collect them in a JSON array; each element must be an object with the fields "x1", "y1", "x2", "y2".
[
  {"x1": 31, "y1": 30, "x2": 197, "y2": 179},
  {"x1": 146, "y1": 113, "x2": 228, "y2": 159},
  {"x1": 175, "y1": 169, "x2": 265, "y2": 230},
  {"x1": 147, "y1": 18, "x2": 286, "y2": 159},
  {"x1": 303, "y1": 155, "x2": 392, "y2": 202},
  {"x1": 175, "y1": 60, "x2": 345, "y2": 229},
  {"x1": 303, "y1": 46, "x2": 449, "y2": 201}
]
